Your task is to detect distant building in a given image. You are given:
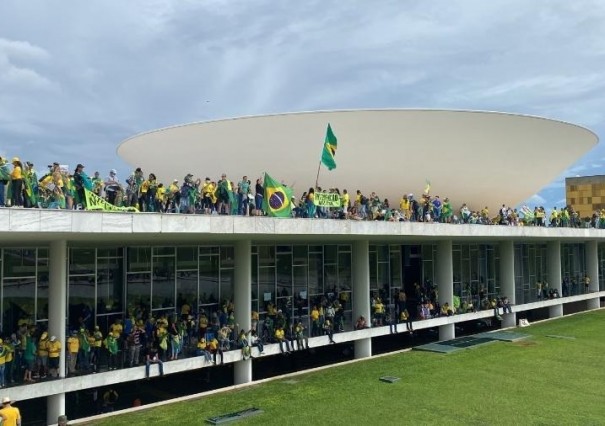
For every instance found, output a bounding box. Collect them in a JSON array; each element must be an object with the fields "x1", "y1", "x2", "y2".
[{"x1": 565, "y1": 175, "x2": 605, "y2": 218}]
